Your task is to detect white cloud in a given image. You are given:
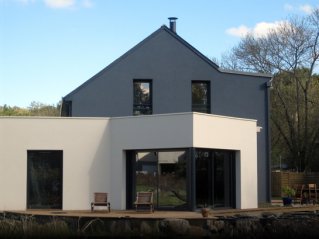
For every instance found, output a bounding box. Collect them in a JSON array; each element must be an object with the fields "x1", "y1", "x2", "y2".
[
  {"x1": 226, "y1": 21, "x2": 285, "y2": 38},
  {"x1": 253, "y1": 21, "x2": 284, "y2": 37},
  {"x1": 225, "y1": 25, "x2": 250, "y2": 38},
  {"x1": 44, "y1": 0, "x2": 75, "y2": 9},
  {"x1": 299, "y1": 4, "x2": 313, "y2": 14}
]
